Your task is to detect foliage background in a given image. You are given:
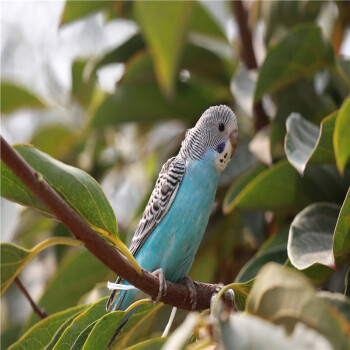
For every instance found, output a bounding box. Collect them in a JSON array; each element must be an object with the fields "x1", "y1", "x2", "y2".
[{"x1": 1, "y1": 1, "x2": 350, "y2": 349}]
